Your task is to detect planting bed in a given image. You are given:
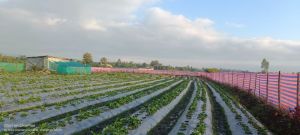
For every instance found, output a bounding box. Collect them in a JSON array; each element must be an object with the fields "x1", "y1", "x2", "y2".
[
  {"x1": 0, "y1": 72, "x2": 274, "y2": 135},
  {"x1": 168, "y1": 81, "x2": 212, "y2": 135},
  {"x1": 0, "y1": 73, "x2": 170, "y2": 134}
]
